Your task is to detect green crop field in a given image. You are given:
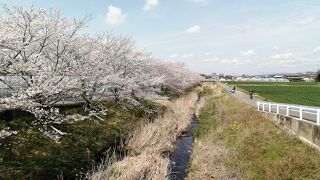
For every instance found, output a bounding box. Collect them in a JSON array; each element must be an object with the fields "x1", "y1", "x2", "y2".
[{"x1": 227, "y1": 82, "x2": 320, "y2": 107}]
